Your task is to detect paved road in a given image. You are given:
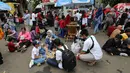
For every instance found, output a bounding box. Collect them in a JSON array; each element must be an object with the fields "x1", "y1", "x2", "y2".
[{"x1": 0, "y1": 27, "x2": 130, "y2": 73}]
